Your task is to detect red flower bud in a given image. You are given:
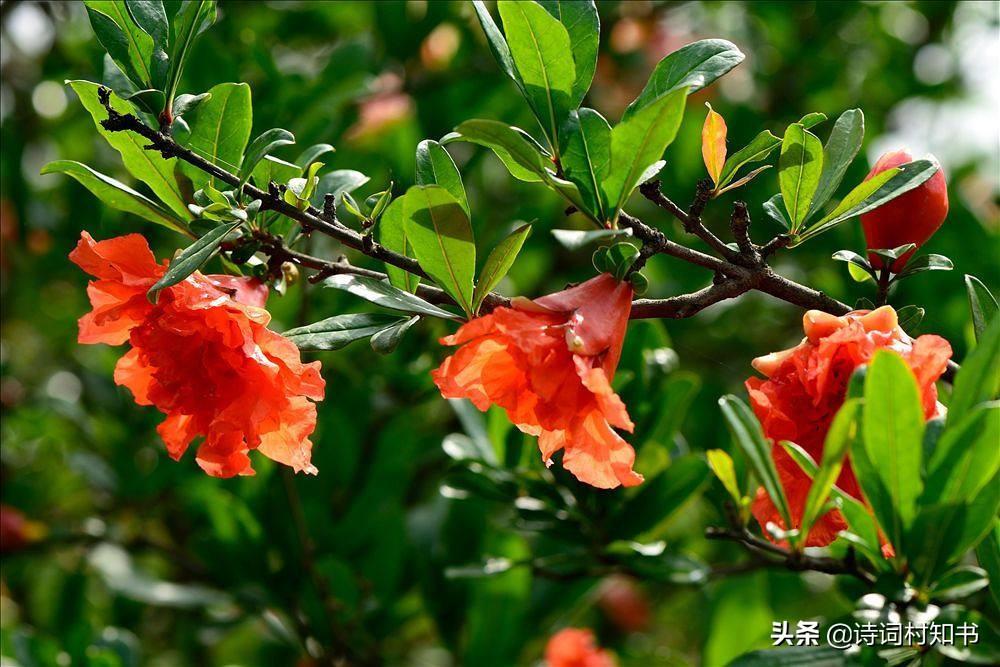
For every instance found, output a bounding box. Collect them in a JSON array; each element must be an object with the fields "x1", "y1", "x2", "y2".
[
  {"x1": 598, "y1": 575, "x2": 650, "y2": 633},
  {"x1": 860, "y1": 149, "x2": 948, "y2": 272}
]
